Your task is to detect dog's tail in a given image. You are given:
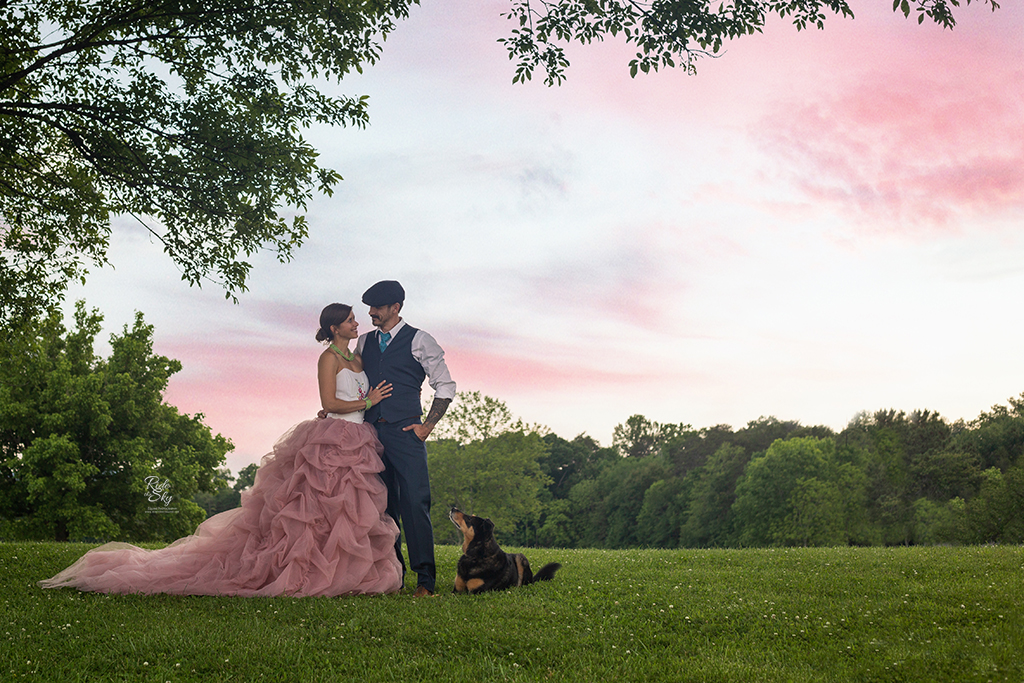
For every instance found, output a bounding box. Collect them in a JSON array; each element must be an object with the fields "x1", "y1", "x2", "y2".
[{"x1": 531, "y1": 562, "x2": 561, "y2": 583}]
